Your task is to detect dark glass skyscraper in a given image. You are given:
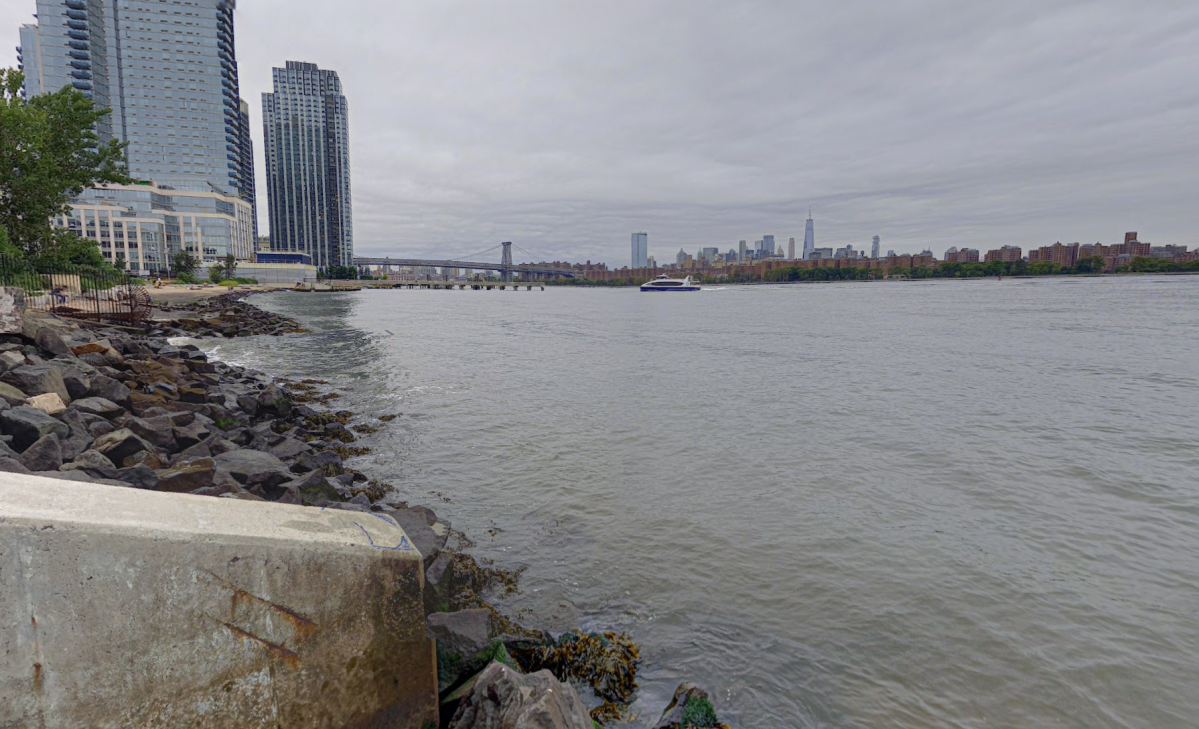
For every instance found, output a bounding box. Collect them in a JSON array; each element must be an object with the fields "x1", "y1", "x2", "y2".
[
  {"x1": 237, "y1": 98, "x2": 257, "y2": 241},
  {"x1": 262, "y1": 61, "x2": 353, "y2": 269}
]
